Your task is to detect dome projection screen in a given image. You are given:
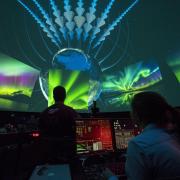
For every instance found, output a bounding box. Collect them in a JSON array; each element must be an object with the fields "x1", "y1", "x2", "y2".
[{"x1": 0, "y1": 0, "x2": 180, "y2": 112}]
